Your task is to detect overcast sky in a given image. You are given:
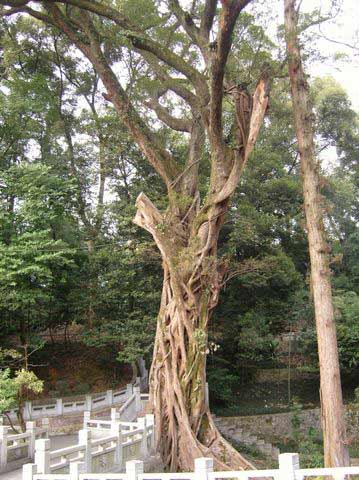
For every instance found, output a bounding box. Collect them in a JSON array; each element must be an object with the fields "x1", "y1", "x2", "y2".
[
  {"x1": 306, "y1": 0, "x2": 358, "y2": 107},
  {"x1": 281, "y1": 0, "x2": 358, "y2": 108}
]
